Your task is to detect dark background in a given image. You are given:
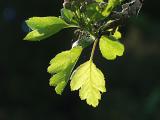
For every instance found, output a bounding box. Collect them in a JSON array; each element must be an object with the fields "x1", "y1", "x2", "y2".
[{"x1": 0, "y1": 0, "x2": 160, "y2": 120}]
